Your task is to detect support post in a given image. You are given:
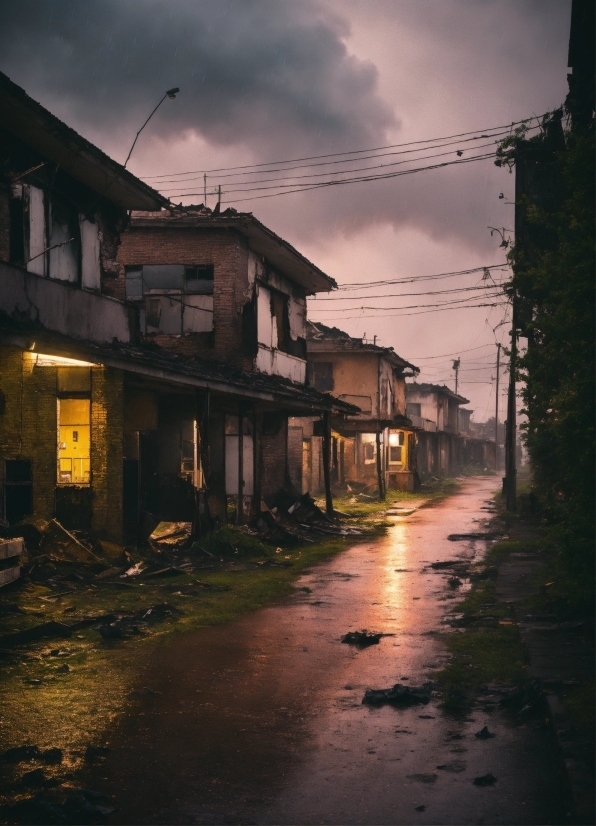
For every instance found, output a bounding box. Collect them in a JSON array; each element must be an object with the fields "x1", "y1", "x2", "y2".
[
  {"x1": 504, "y1": 303, "x2": 518, "y2": 510},
  {"x1": 495, "y1": 342, "x2": 501, "y2": 470},
  {"x1": 321, "y1": 411, "x2": 334, "y2": 517},
  {"x1": 194, "y1": 389, "x2": 211, "y2": 537},
  {"x1": 237, "y1": 402, "x2": 244, "y2": 525},
  {"x1": 376, "y1": 427, "x2": 385, "y2": 501}
]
